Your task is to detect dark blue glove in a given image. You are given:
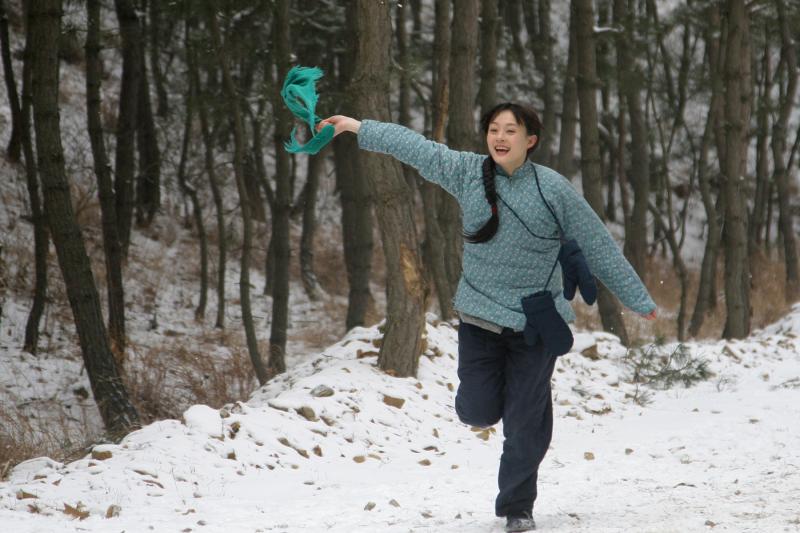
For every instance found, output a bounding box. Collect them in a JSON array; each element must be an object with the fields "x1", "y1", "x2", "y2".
[
  {"x1": 558, "y1": 239, "x2": 597, "y2": 305},
  {"x1": 521, "y1": 291, "x2": 574, "y2": 356}
]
